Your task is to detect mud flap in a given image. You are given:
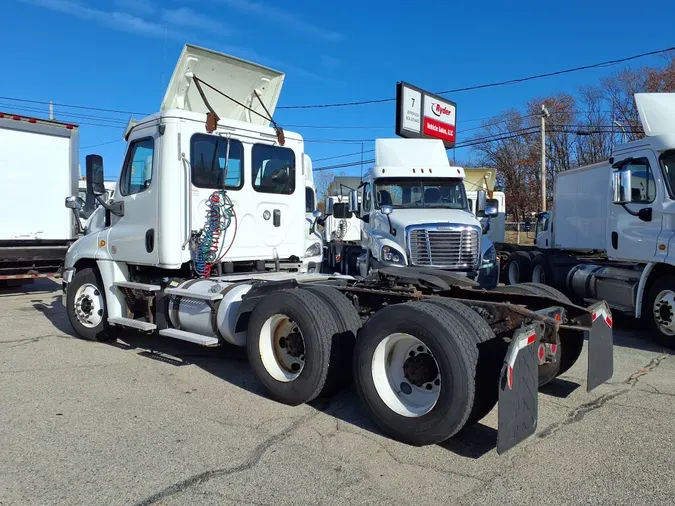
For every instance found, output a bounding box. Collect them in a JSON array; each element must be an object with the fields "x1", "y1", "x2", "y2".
[
  {"x1": 587, "y1": 301, "x2": 614, "y2": 392},
  {"x1": 497, "y1": 322, "x2": 542, "y2": 455}
]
